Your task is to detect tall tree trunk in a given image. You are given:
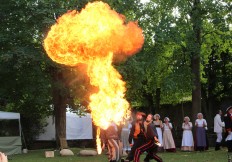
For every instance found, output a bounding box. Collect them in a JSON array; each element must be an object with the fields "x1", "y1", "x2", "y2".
[
  {"x1": 191, "y1": 55, "x2": 201, "y2": 119},
  {"x1": 155, "y1": 88, "x2": 161, "y2": 114},
  {"x1": 206, "y1": 48, "x2": 216, "y2": 124},
  {"x1": 143, "y1": 92, "x2": 155, "y2": 114},
  {"x1": 54, "y1": 92, "x2": 67, "y2": 149},
  {"x1": 190, "y1": 0, "x2": 202, "y2": 121},
  {"x1": 51, "y1": 67, "x2": 68, "y2": 149}
]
